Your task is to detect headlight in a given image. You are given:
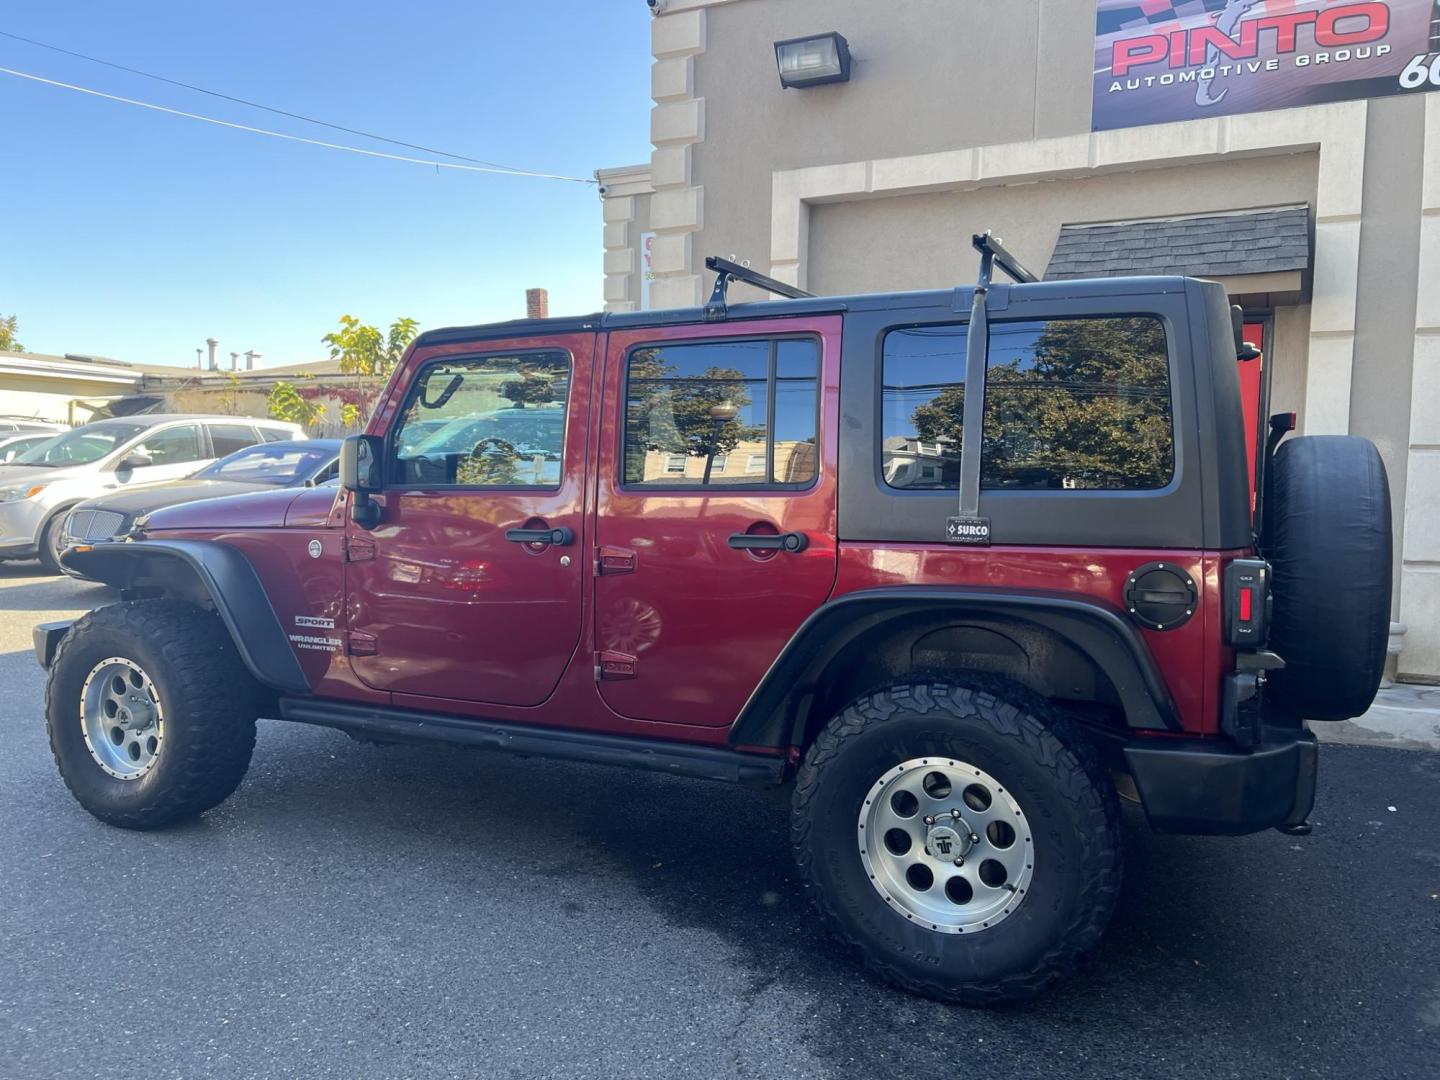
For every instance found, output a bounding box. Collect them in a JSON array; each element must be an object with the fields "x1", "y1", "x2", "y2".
[{"x1": 0, "y1": 484, "x2": 47, "y2": 503}]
